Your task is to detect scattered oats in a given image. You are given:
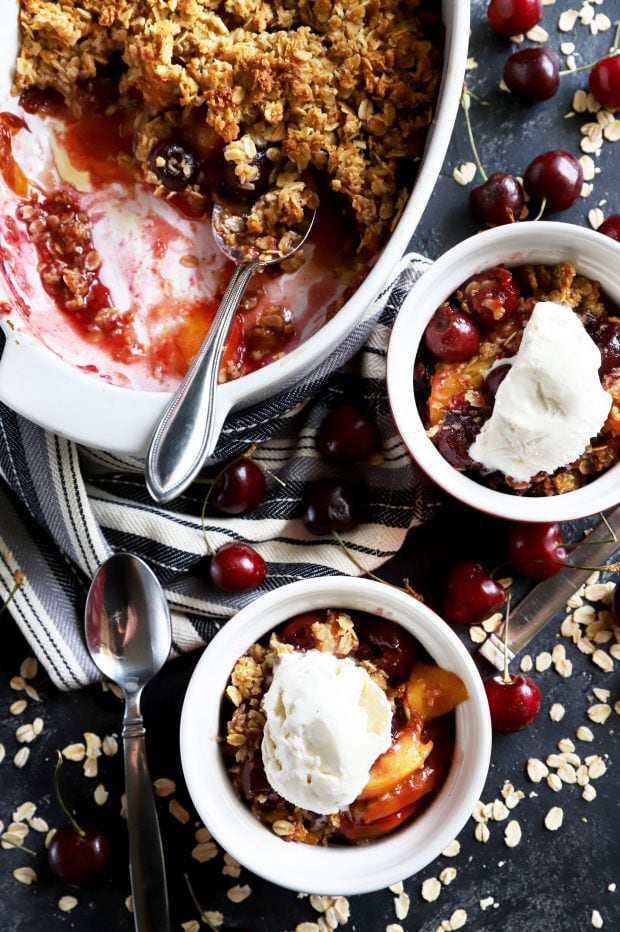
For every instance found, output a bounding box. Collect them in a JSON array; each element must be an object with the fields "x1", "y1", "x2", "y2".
[
  {"x1": 389, "y1": 882, "x2": 404, "y2": 895},
  {"x1": 466, "y1": 57, "x2": 478, "y2": 70},
  {"x1": 588, "y1": 703, "x2": 612, "y2": 724},
  {"x1": 13, "y1": 866, "x2": 37, "y2": 884},
  {"x1": 561, "y1": 751, "x2": 581, "y2": 767},
  {"x1": 586, "y1": 571, "x2": 601, "y2": 586},
  {"x1": 24, "y1": 685, "x2": 40, "y2": 702},
  {"x1": 615, "y1": 700, "x2": 620, "y2": 715},
  {"x1": 544, "y1": 806, "x2": 564, "y2": 831},
  {"x1": 181, "y1": 922, "x2": 200, "y2": 932},
  {"x1": 386, "y1": 926, "x2": 404, "y2": 932},
  {"x1": 585, "y1": 583, "x2": 612, "y2": 603},
  {"x1": 45, "y1": 829, "x2": 56, "y2": 848},
  {"x1": 583, "y1": 783, "x2": 597, "y2": 801},
  {"x1": 547, "y1": 773, "x2": 563, "y2": 792},
  {"x1": 594, "y1": 12, "x2": 612, "y2": 31},
  {"x1": 559, "y1": 9, "x2": 579, "y2": 30},
  {"x1": 94, "y1": 784, "x2": 108, "y2": 806},
  {"x1": 504, "y1": 820, "x2": 522, "y2": 848},
  {"x1": 442, "y1": 840, "x2": 461, "y2": 857},
  {"x1": 604, "y1": 119, "x2": 620, "y2": 142},
  {"x1": 520, "y1": 654, "x2": 533, "y2": 673},
  {"x1": 453, "y1": 162, "x2": 477, "y2": 186},
  {"x1": 311, "y1": 895, "x2": 330, "y2": 913},
  {"x1": 469, "y1": 626, "x2": 487, "y2": 644},
  {"x1": 203, "y1": 913, "x2": 224, "y2": 928},
  {"x1": 102, "y1": 735, "x2": 118, "y2": 757},
  {"x1": 558, "y1": 738, "x2": 575, "y2": 753},
  {"x1": 440, "y1": 867, "x2": 457, "y2": 885},
  {"x1": 29, "y1": 817, "x2": 48, "y2": 833},
  {"x1": 168, "y1": 799, "x2": 190, "y2": 824},
  {"x1": 526, "y1": 24, "x2": 548, "y2": 41},
  {"x1": 480, "y1": 897, "x2": 495, "y2": 910},
  {"x1": 607, "y1": 883, "x2": 616, "y2": 892},
  {"x1": 592, "y1": 650, "x2": 613, "y2": 673},
  {"x1": 557, "y1": 762, "x2": 578, "y2": 784},
  {"x1": 227, "y1": 884, "x2": 251, "y2": 904},
  {"x1": 394, "y1": 892, "x2": 411, "y2": 920},
  {"x1": 449, "y1": 908, "x2": 468, "y2": 930},
  {"x1": 14, "y1": 747, "x2": 30, "y2": 768},
  {"x1": 10, "y1": 699, "x2": 27, "y2": 715},
  {"x1": 20, "y1": 657, "x2": 38, "y2": 680},
  {"x1": 527, "y1": 758, "x2": 549, "y2": 782},
  {"x1": 15, "y1": 724, "x2": 35, "y2": 743},
  {"x1": 593, "y1": 688, "x2": 611, "y2": 702},
  {"x1": 610, "y1": 644, "x2": 620, "y2": 661},
  {"x1": 83, "y1": 756, "x2": 98, "y2": 778},
  {"x1": 483, "y1": 613, "x2": 504, "y2": 633},
  {"x1": 552, "y1": 644, "x2": 566, "y2": 663},
  {"x1": 32, "y1": 717, "x2": 43, "y2": 736},
  {"x1": 12, "y1": 802, "x2": 36, "y2": 822},
  {"x1": 62, "y1": 742, "x2": 86, "y2": 762},
  {"x1": 497, "y1": 577, "x2": 513, "y2": 589},
  {"x1": 576, "y1": 764, "x2": 590, "y2": 786},
  {"x1": 10, "y1": 676, "x2": 26, "y2": 691},
  {"x1": 561, "y1": 41, "x2": 576, "y2": 54},
  {"x1": 296, "y1": 925, "x2": 320, "y2": 932},
  {"x1": 153, "y1": 778, "x2": 176, "y2": 797},
  {"x1": 535, "y1": 652, "x2": 552, "y2": 672},
  {"x1": 492, "y1": 800, "x2": 509, "y2": 822},
  {"x1": 422, "y1": 877, "x2": 442, "y2": 902},
  {"x1": 192, "y1": 841, "x2": 218, "y2": 863},
  {"x1": 591, "y1": 910, "x2": 604, "y2": 928},
  {"x1": 475, "y1": 822, "x2": 490, "y2": 843},
  {"x1": 505, "y1": 791, "x2": 524, "y2": 810},
  {"x1": 581, "y1": 182, "x2": 593, "y2": 198},
  {"x1": 58, "y1": 896, "x2": 78, "y2": 912},
  {"x1": 587, "y1": 757, "x2": 607, "y2": 779},
  {"x1": 579, "y1": 3, "x2": 594, "y2": 26},
  {"x1": 84, "y1": 733, "x2": 102, "y2": 758},
  {"x1": 0, "y1": 743, "x2": 5, "y2": 763},
  {"x1": 574, "y1": 605, "x2": 596, "y2": 624}
]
